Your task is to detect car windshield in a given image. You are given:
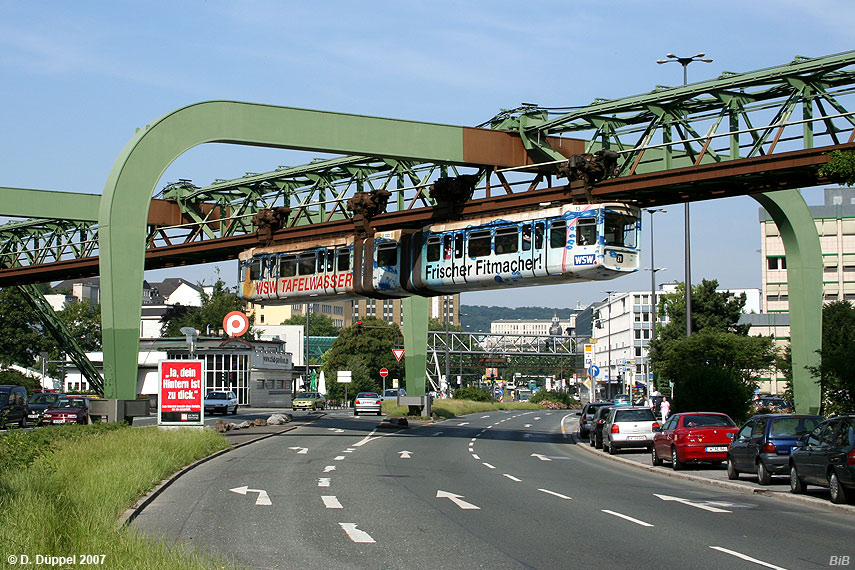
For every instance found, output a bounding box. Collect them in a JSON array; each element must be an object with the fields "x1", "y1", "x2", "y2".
[
  {"x1": 206, "y1": 392, "x2": 228, "y2": 400},
  {"x1": 614, "y1": 409, "x2": 656, "y2": 422},
  {"x1": 29, "y1": 393, "x2": 58, "y2": 404},
  {"x1": 682, "y1": 414, "x2": 735, "y2": 427},
  {"x1": 54, "y1": 398, "x2": 85, "y2": 409},
  {"x1": 296, "y1": 393, "x2": 316, "y2": 399},
  {"x1": 770, "y1": 417, "x2": 822, "y2": 437}
]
